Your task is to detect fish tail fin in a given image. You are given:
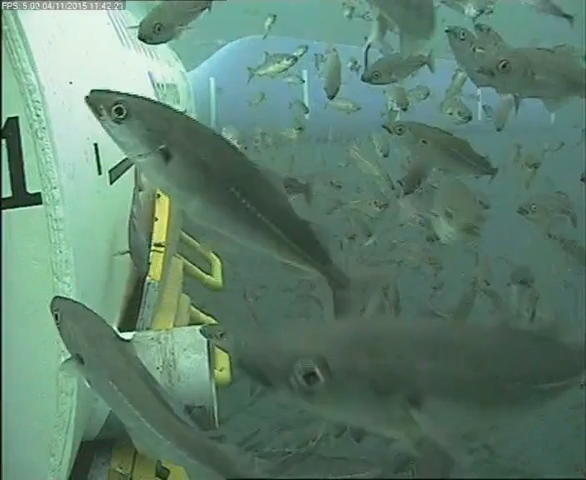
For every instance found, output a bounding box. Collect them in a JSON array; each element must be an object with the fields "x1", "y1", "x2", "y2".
[
  {"x1": 565, "y1": 14, "x2": 575, "y2": 28},
  {"x1": 489, "y1": 167, "x2": 499, "y2": 182},
  {"x1": 246, "y1": 67, "x2": 256, "y2": 84},
  {"x1": 426, "y1": 50, "x2": 436, "y2": 73}
]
